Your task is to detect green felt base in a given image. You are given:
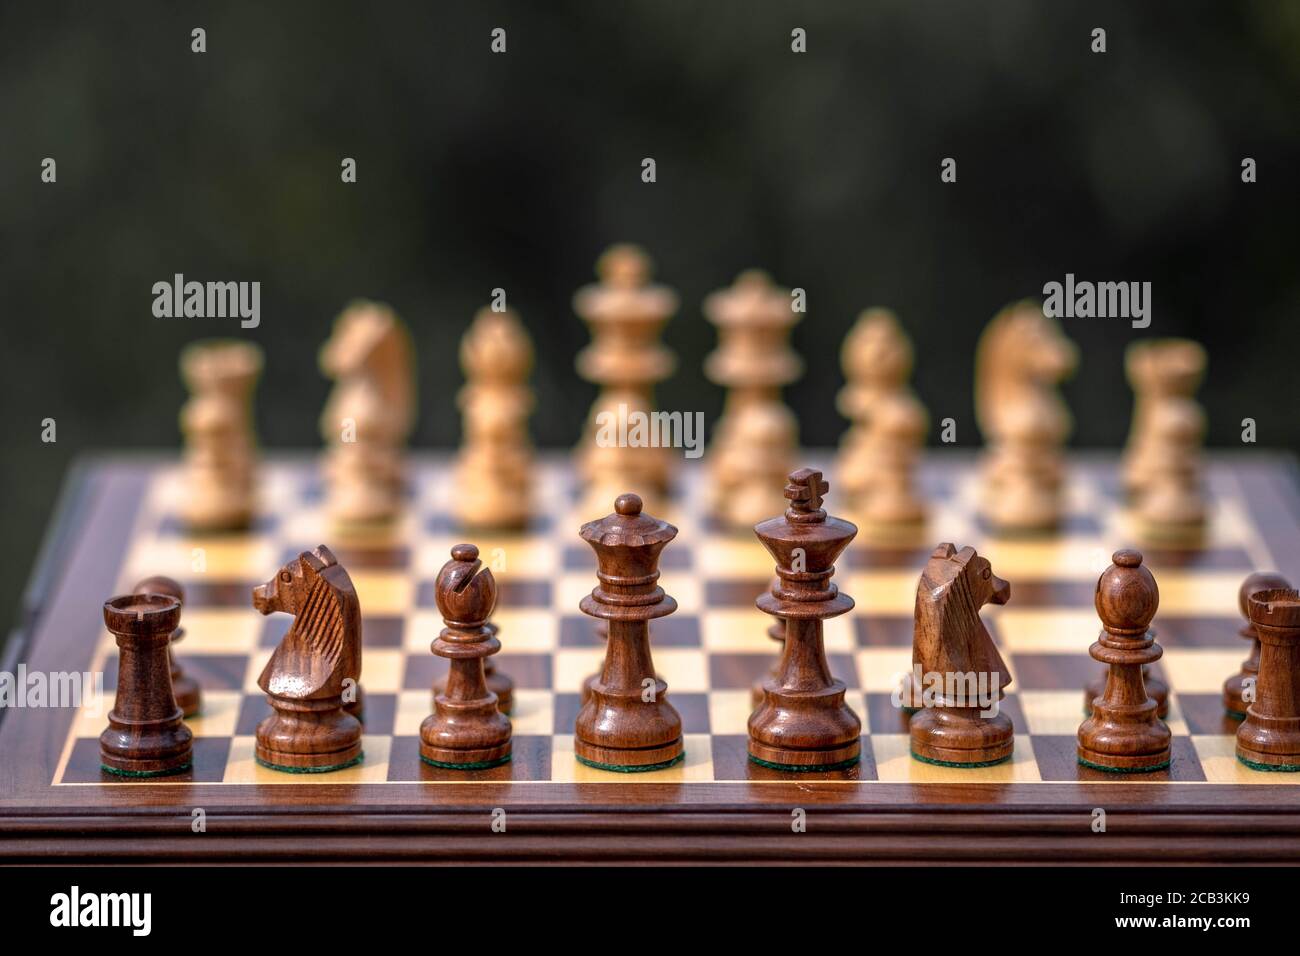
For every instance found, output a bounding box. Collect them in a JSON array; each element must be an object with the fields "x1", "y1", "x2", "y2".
[
  {"x1": 1237, "y1": 754, "x2": 1300, "y2": 772},
  {"x1": 1077, "y1": 755, "x2": 1170, "y2": 773},
  {"x1": 900, "y1": 706, "x2": 919, "y2": 715},
  {"x1": 748, "y1": 753, "x2": 860, "y2": 773},
  {"x1": 1225, "y1": 709, "x2": 1247, "y2": 721},
  {"x1": 912, "y1": 750, "x2": 1011, "y2": 769},
  {"x1": 100, "y1": 762, "x2": 191, "y2": 778},
  {"x1": 576, "y1": 752, "x2": 685, "y2": 773},
  {"x1": 255, "y1": 752, "x2": 365, "y2": 774},
  {"x1": 420, "y1": 753, "x2": 512, "y2": 771}
]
